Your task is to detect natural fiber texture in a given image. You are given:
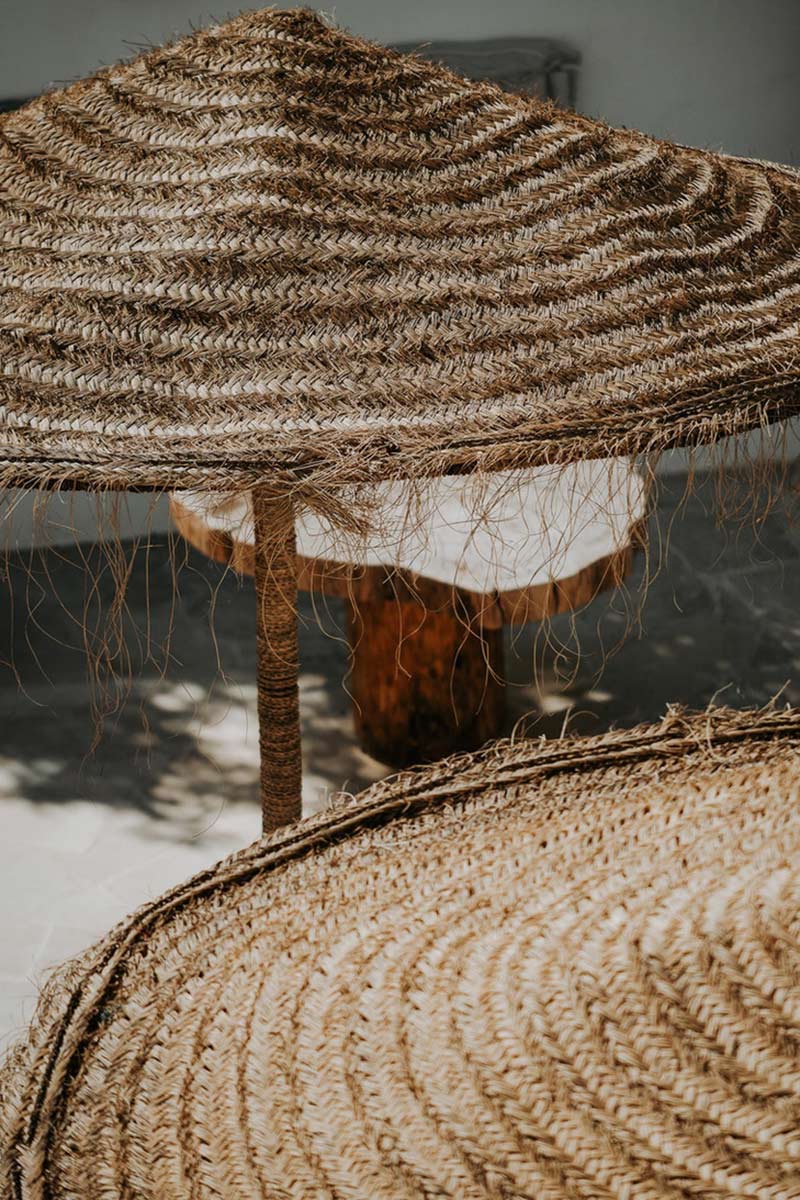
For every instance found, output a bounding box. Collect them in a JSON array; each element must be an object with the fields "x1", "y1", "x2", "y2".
[
  {"x1": 3, "y1": 705, "x2": 800, "y2": 1198},
  {"x1": 252, "y1": 487, "x2": 302, "y2": 829},
  {"x1": 1, "y1": 8, "x2": 799, "y2": 496}
]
